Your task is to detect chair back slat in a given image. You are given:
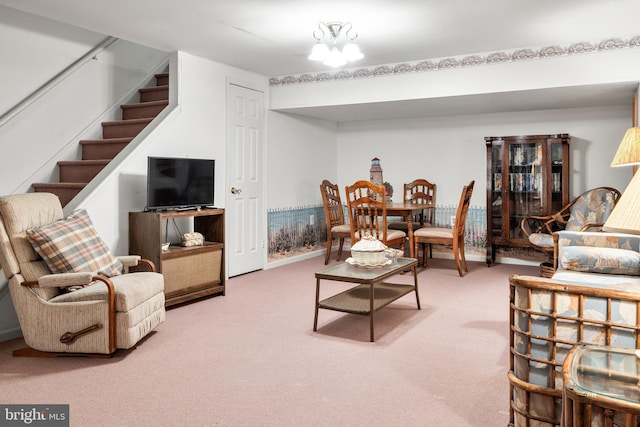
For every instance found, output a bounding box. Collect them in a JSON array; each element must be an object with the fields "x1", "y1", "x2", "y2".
[
  {"x1": 404, "y1": 179, "x2": 436, "y2": 225},
  {"x1": 345, "y1": 180, "x2": 388, "y2": 244},
  {"x1": 320, "y1": 180, "x2": 346, "y2": 228}
]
